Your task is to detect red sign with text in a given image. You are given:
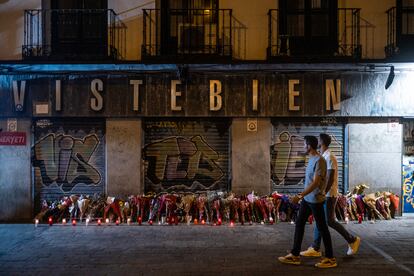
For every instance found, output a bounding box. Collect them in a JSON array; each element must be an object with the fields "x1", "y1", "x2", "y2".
[{"x1": 0, "y1": 132, "x2": 26, "y2": 146}]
